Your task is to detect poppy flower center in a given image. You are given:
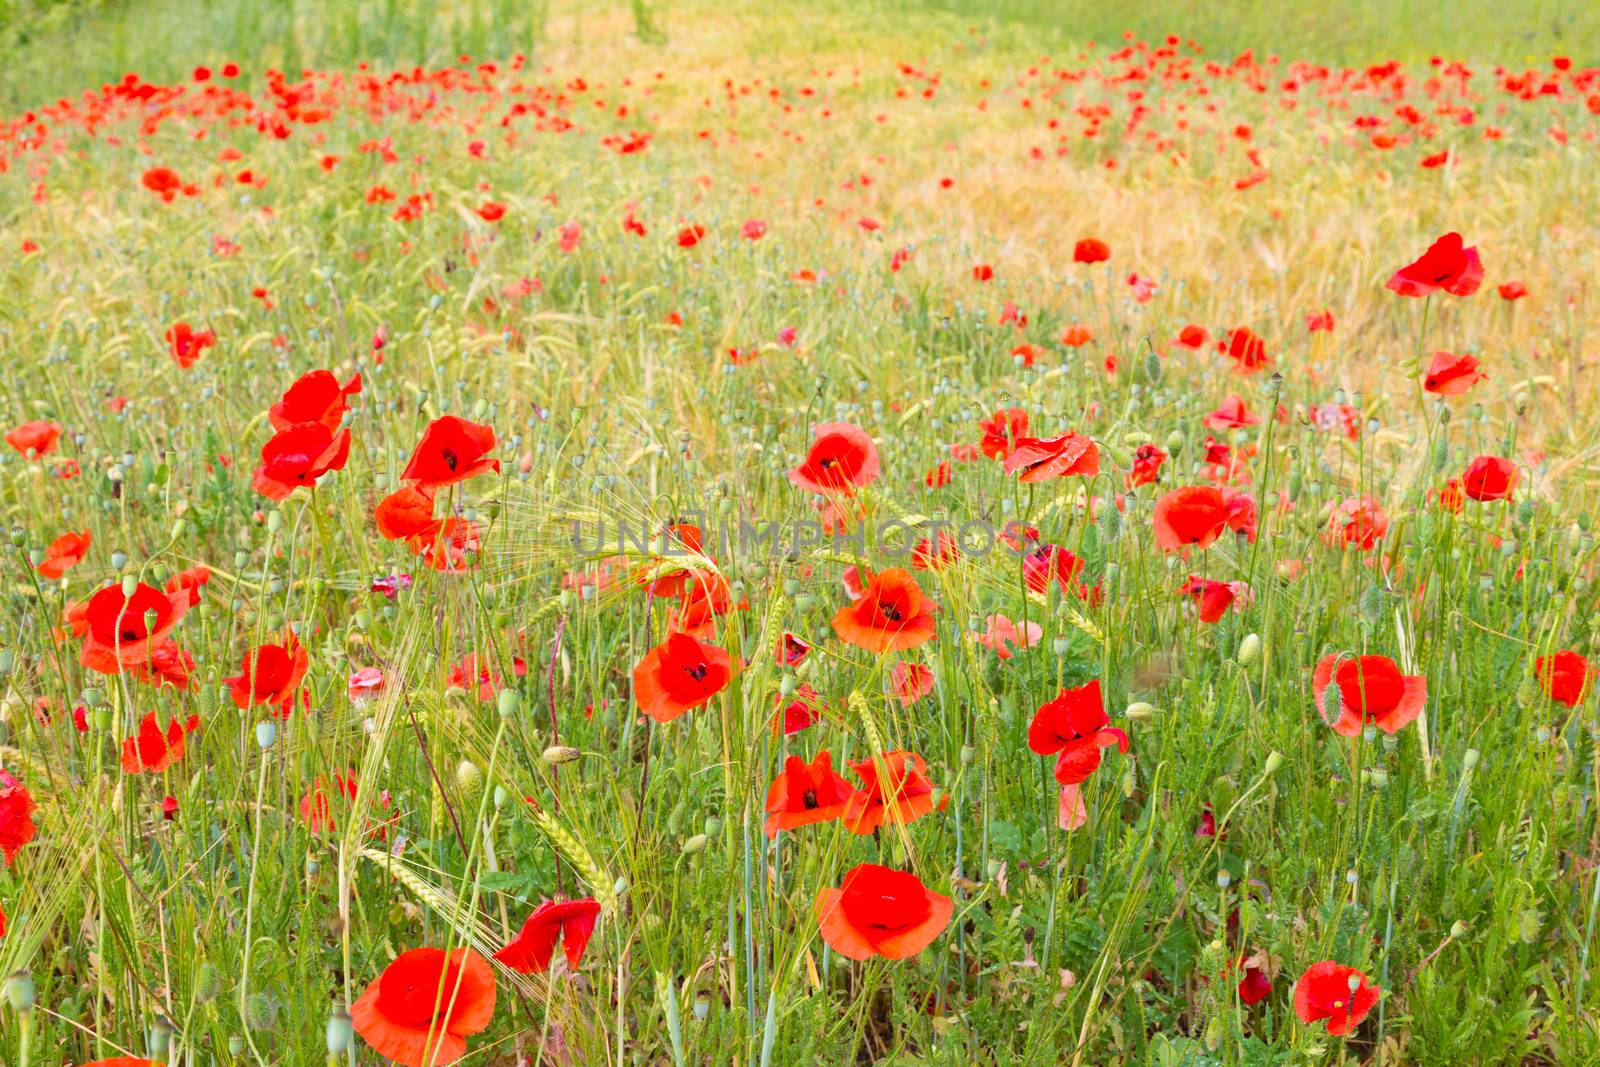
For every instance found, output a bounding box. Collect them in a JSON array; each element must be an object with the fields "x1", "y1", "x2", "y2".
[
  {"x1": 877, "y1": 598, "x2": 903, "y2": 622},
  {"x1": 442, "y1": 449, "x2": 459, "y2": 471},
  {"x1": 802, "y1": 788, "x2": 819, "y2": 809},
  {"x1": 686, "y1": 662, "x2": 707, "y2": 682}
]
